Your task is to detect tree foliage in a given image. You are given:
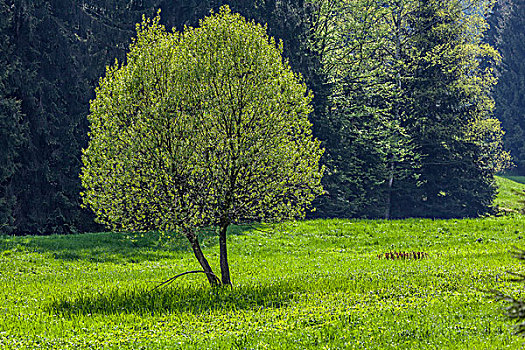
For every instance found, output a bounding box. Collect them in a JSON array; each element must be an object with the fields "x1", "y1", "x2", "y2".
[
  {"x1": 308, "y1": 0, "x2": 418, "y2": 219},
  {"x1": 2, "y1": 0, "x2": 104, "y2": 234},
  {"x1": 0, "y1": 0, "x2": 517, "y2": 234},
  {"x1": 0, "y1": 0, "x2": 25, "y2": 234},
  {"x1": 0, "y1": 0, "x2": 325, "y2": 235},
  {"x1": 488, "y1": 0, "x2": 525, "y2": 174},
  {"x1": 309, "y1": 0, "x2": 509, "y2": 218},
  {"x1": 391, "y1": 0, "x2": 503, "y2": 218},
  {"x1": 81, "y1": 7, "x2": 324, "y2": 286}
]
